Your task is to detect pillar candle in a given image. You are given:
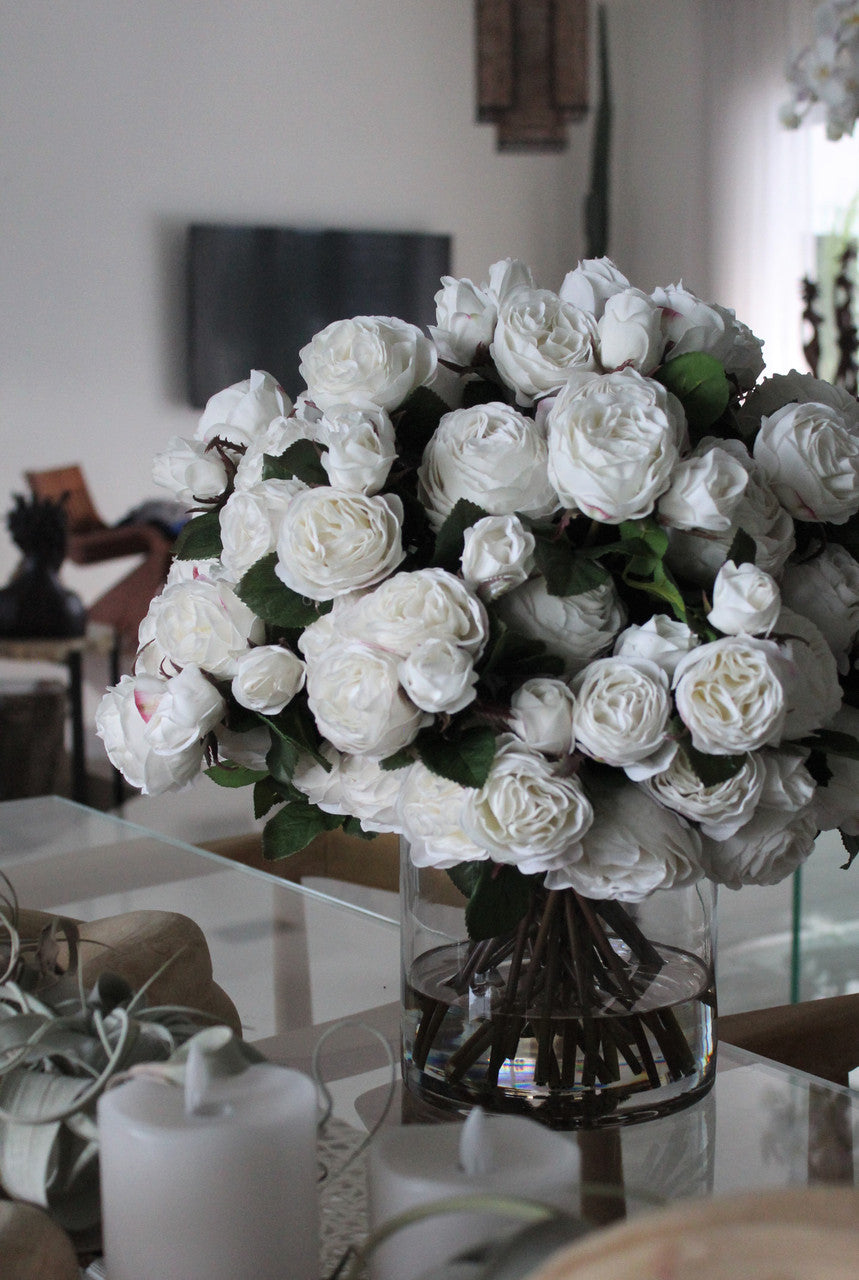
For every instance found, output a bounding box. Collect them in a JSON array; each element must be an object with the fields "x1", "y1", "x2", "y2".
[
  {"x1": 97, "y1": 1028, "x2": 318, "y2": 1280},
  {"x1": 368, "y1": 1109, "x2": 581, "y2": 1280}
]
